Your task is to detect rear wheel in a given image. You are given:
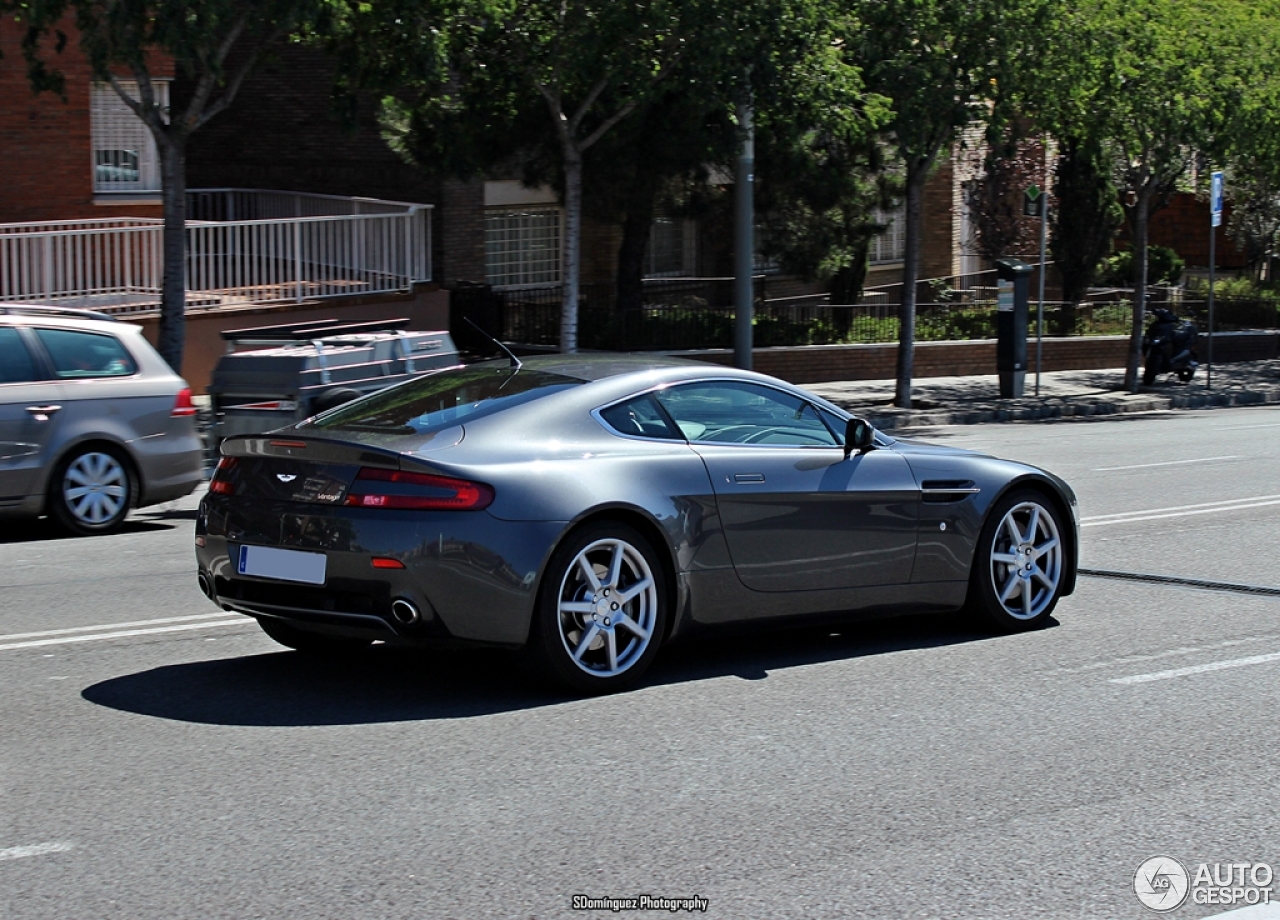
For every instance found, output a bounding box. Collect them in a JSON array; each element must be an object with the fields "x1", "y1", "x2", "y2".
[
  {"x1": 49, "y1": 446, "x2": 133, "y2": 535},
  {"x1": 968, "y1": 489, "x2": 1066, "y2": 631},
  {"x1": 532, "y1": 522, "x2": 667, "y2": 694},
  {"x1": 256, "y1": 616, "x2": 372, "y2": 656}
]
